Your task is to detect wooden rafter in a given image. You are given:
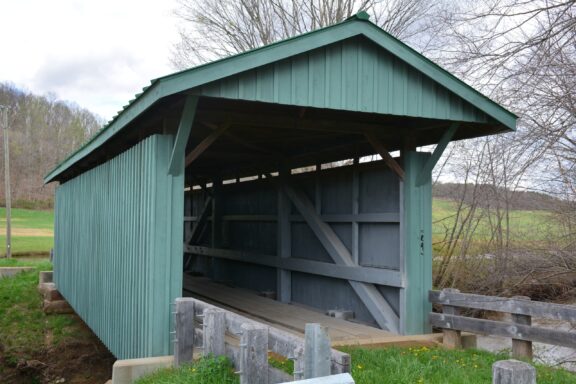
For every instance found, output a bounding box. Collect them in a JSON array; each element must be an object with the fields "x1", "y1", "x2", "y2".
[
  {"x1": 364, "y1": 132, "x2": 405, "y2": 180},
  {"x1": 185, "y1": 123, "x2": 230, "y2": 167},
  {"x1": 200, "y1": 122, "x2": 280, "y2": 157}
]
